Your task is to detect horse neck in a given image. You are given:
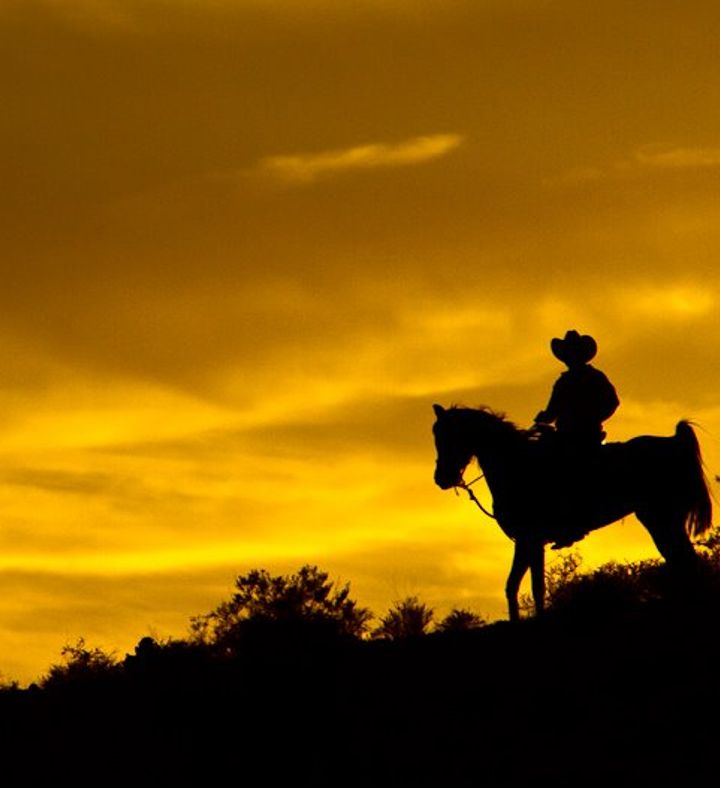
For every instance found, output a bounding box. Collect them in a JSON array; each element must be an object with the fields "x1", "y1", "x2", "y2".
[{"x1": 468, "y1": 416, "x2": 517, "y2": 486}]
